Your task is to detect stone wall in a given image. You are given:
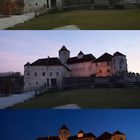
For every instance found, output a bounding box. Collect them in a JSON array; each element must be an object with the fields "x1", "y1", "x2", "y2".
[
  {"x1": 23, "y1": 0, "x2": 47, "y2": 13},
  {"x1": 68, "y1": 62, "x2": 95, "y2": 78},
  {"x1": 63, "y1": 74, "x2": 140, "y2": 89}
]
